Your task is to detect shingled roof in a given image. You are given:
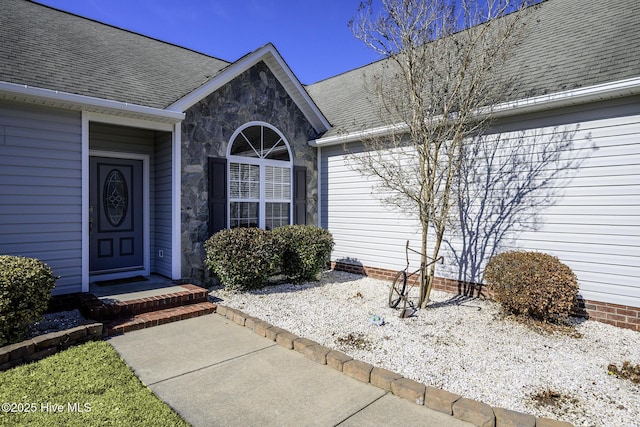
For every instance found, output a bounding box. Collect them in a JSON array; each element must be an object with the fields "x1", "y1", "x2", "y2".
[
  {"x1": 306, "y1": 0, "x2": 640, "y2": 138},
  {"x1": 0, "y1": 0, "x2": 230, "y2": 109},
  {"x1": 2, "y1": 0, "x2": 639, "y2": 133}
]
